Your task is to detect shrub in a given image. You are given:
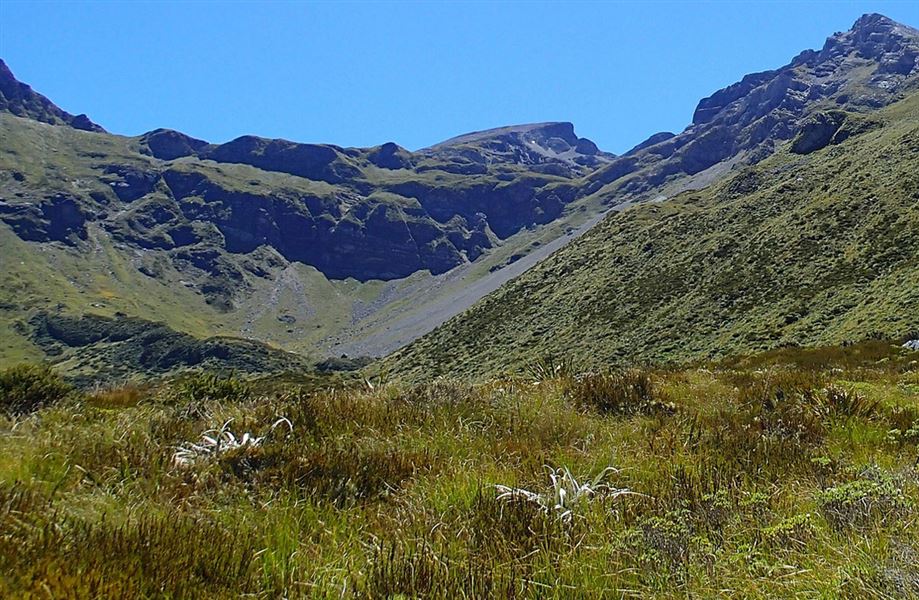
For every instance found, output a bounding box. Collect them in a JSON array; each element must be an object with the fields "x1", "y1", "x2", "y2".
[
  {"x1": 816, "y1": 473, "x2": 910, "y2": 531},
  {"x1": 737, "y1": 369, "x2": 823, "y2": 410},
  {"x1": 524, "y1": 354, "x2": 576, "y2": 382},
  {"x1": 87, "y1": 383, "x2": 149, "y2": 409},
  {"x1": 823, "y1": 386, "x2": 878, "y2": 418},
  {"x1": 179, "y1": 371, "x2": 251, "y2": 403},
  {"x1": 761, "y1": 513, "x2": 816, "y2": 548},
  {"x1": 0, "y1": 364, "x2": 72, "y2": 415},
  {"x1": 634, "y1": 511, "x2": 692, "y2": 568},
  {"x1": 567, "y1": 370, "x2": 673, "y2": 415},
  {"x1": 218, "y1": 439, "x2": 430, "y2": 505}
]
